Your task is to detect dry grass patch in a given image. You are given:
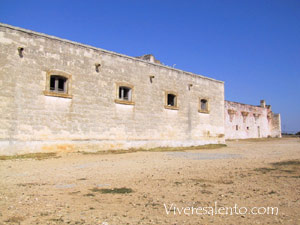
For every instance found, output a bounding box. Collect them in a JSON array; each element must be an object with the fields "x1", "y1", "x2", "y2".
[
  {"x1": 148, "y1": 144, "x2": 227, "y2": 152},
  {"x1": 201, "y1": 190, "x2": 213, "y2": 194},
  {"x1": 5, "y1": 216, "x2": 24, "y2": 223},
  {"x1": 69, "y1": 191, "x2": 81, "y2": 195},
  {"x1": 84, "y1": 193, "x2": 95, "y2": 197},
  {"x1": 0, "y1": 152, "x2": 58, "y2": 160},
  {"x1": 90, "y1": 187, "x2": 133, "y2": 194},
  {"x1": 81, "y1": 149, "x2": 139, "y2": 155},
  {"x1": 82, "y1": 144, "x2": 227, "y2": 155},
  {"x1": 189, "y1": 178, "x2": 233, "y2": 185},
  {"x1": 174, "y1": 181, "x2": 183, "y2": 185},
  {"x1": 49, "y1": 217, "x2": 64, "y2": 222},
  {"x1": 271, "y1": 160, "x2": 300, "y2": 167},
  {"x1": 254, "y1": 167, "x2": 277, "y2": 174},
  {"x1": 228, "y1": 138, "x2": 279, "y2": 142},
  {"x1": 255, "y1": 159, "x2": 300, "y2": 175},
  {"x1": 17, "y1": 182, "x2": 47, "y2": 187}
]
